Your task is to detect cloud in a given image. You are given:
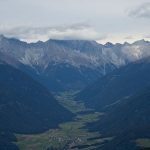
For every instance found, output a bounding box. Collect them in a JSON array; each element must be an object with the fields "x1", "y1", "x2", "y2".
[
  {"x1": 128, "y1": 2, "x2": 150, "y2": 19},
  {"x1": 124, "y1": 35, "x2": 135, "y2": 40},
  {"x1": 0, "y1": 23, "x2": 106, "y2": 42},
  {"x1": 143, "y1": 34, "x2": 150, "y2": 39}
]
